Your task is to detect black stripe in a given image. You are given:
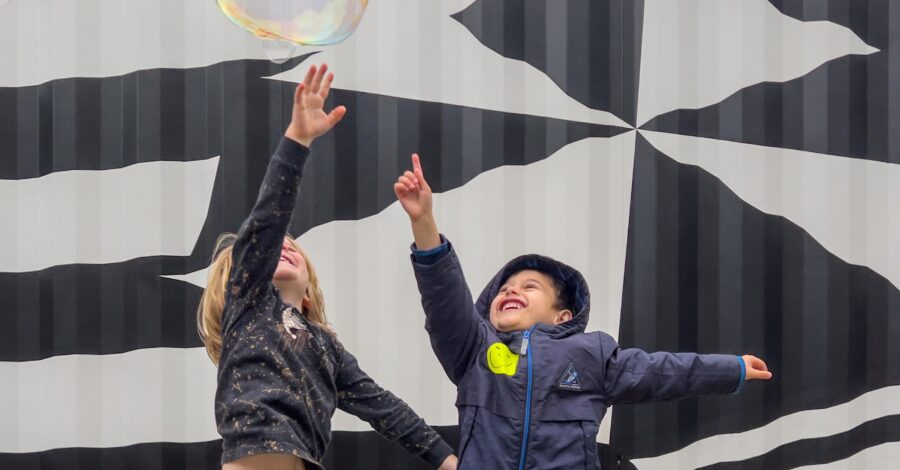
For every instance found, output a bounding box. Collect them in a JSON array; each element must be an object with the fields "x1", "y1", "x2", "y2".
[
  {"x1": 768, "y1": 0, "x2": 887, "y2": 50},
  {"x1": 0, "y1": 256, "x2": 201, "y2": 362},
  {"x1": 0, "y1": 427, "x2": 635, "y2": 470},
  {"x1": 612, "y1": 133, "x2": 900, "y2": 459},
  {"x1": 0, "y1": 55, "x2": 314, "y2": 180},
  {"x1": 699, "y1": 413, "x2": 900, "y2": 470},
  {"x1": 451, "y1": 0, "x2": 645, "y2": 126},
  {"x1": 183, "y1": 82, "x2": 629, "y2": 266},
  {"x1": 641, "y1": 50, "x2": 899, "y2": 164},
  {"x1": 0, "y1": 440, "x2": 223, "y2": 470}
]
